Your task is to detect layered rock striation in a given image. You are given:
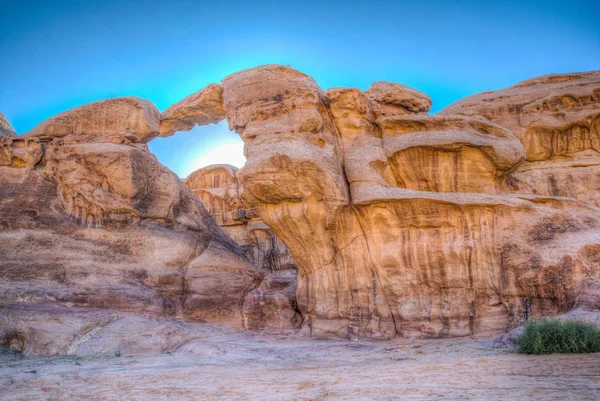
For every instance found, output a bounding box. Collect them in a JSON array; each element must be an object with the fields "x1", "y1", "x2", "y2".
[
  {"x1": 219, "y1": 66, "x2": 600, "y2": 339},
  {"x1": 2, "y1": 67, "x2": 599, "y2": 351},
  {"x1": 1, "y1": 103, "x2": 265, "y2": 355},
  {"x1": 23, "y1": 97, "x2": 161, "y2": 145},
  {"x1": 184, "y1": 164, "x2": 301, "y2": 330},
  {"x1": 440, "y1": 71, "x2": 600, "y2": 206}
]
